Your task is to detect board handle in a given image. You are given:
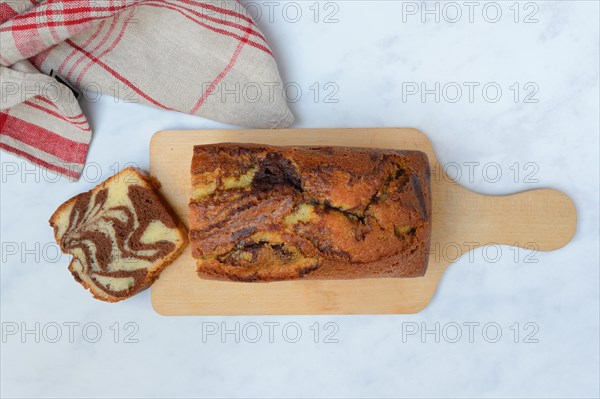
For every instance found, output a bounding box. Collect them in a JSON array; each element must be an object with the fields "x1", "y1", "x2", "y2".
[{"x1": 463, "y1": 188, "x2": 576, "y2": 251}]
